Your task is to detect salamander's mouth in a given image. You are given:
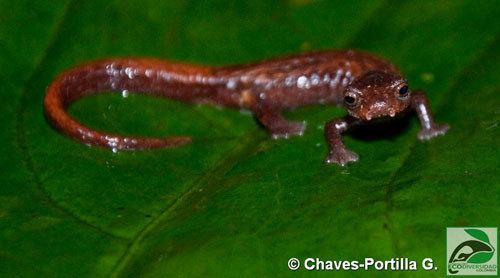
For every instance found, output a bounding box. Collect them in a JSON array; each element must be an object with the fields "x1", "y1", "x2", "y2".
[
  {"x1": 347, "y1": 102, "x2": 409, "y2": 121},
  {"x1": 364, "y1": 108, "x2": 397, "y2": 121}
]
